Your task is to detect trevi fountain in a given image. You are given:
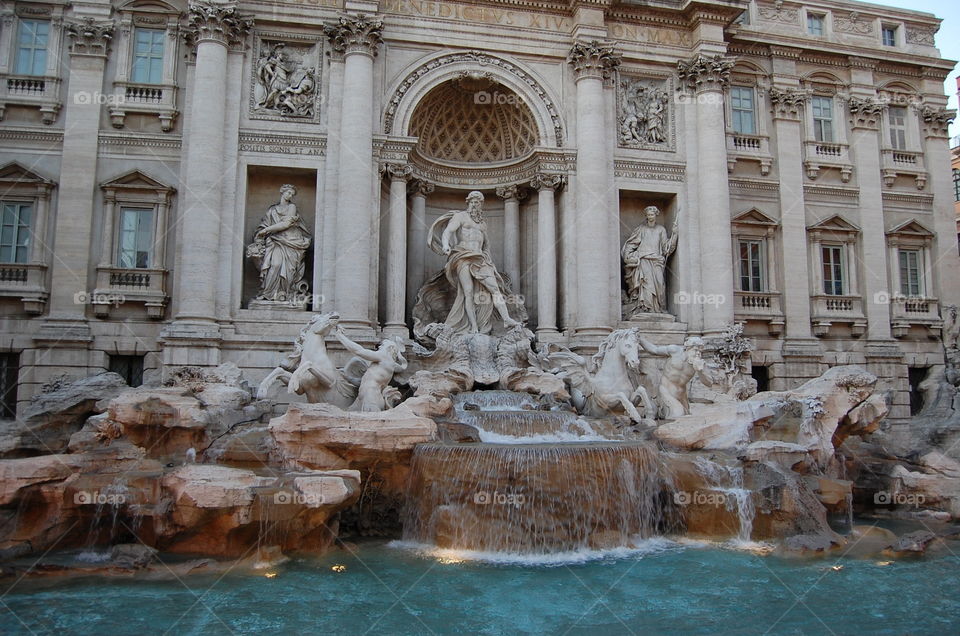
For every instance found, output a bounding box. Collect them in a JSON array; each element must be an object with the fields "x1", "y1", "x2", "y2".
[{"x1": 2, "y1": 0, "x2": 960, "y2": 633}]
